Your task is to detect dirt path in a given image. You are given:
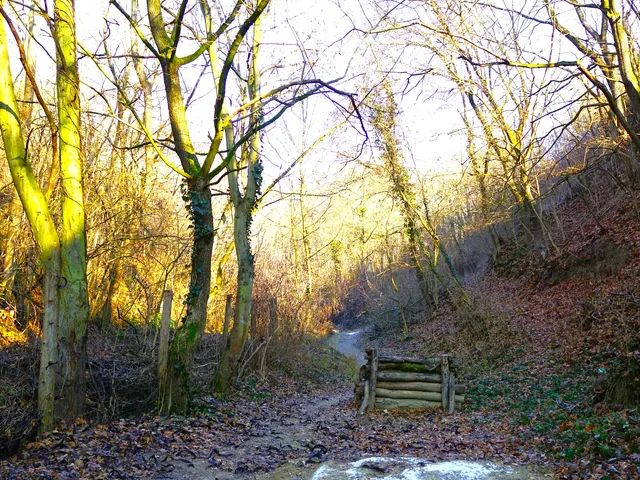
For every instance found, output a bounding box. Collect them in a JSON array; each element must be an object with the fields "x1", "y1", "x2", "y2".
[
  {"x1": 161, "y1": 387, "x2": 352, "y2": 479},
  {"x1": 0, "y1": 377, "x2": 553, "y2": 479},
  {"x1": 0, "y1": 330, "x2": 552, "y2": 479},
  {"x1": 157, "y1": 380, "x2": 550, "y2": 480}
]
